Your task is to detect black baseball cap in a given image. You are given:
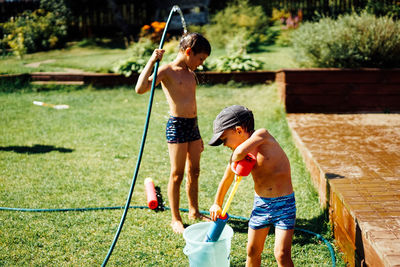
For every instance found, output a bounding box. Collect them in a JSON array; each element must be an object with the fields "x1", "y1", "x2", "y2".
[{"x1": 208, "y1": 105, "x2": 253, "y2": 146}]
